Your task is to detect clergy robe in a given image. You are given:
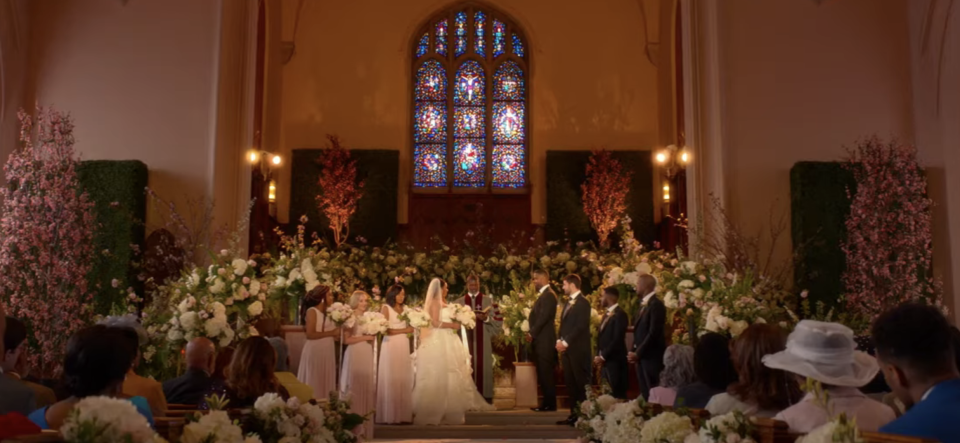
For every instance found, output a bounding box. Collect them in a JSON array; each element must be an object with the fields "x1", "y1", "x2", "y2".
[{"x1": 452, "y1": 291, "x2": 501, "y2": 400}]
